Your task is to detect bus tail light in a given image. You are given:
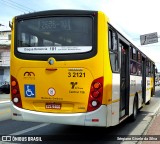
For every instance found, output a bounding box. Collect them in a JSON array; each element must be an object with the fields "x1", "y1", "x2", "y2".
[
  {"x1": 87, "y1": 77, "x2": 103, "y2": 112},
  {"x1": 11, "y1": 76, "x2": 22, "y2": 108},
  {"x1": 12, "y1": 89, "x2": 18, "y2": 94}
]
